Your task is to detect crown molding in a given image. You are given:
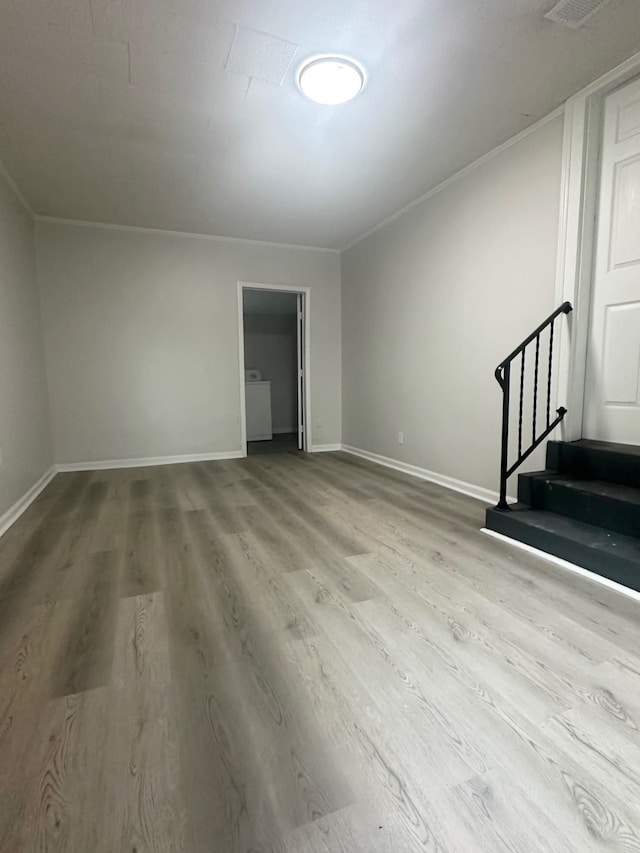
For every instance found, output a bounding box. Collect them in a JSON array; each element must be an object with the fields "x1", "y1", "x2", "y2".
[
  {"x1": 342, "y1": 105, "x2": 565, "y2": 251},
  {"x1": 567, "y1": 45, "x2": 640, "y2": 102},
  {"x1": 34, "y1": 215, "x2": 340, "y2": 253}
]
